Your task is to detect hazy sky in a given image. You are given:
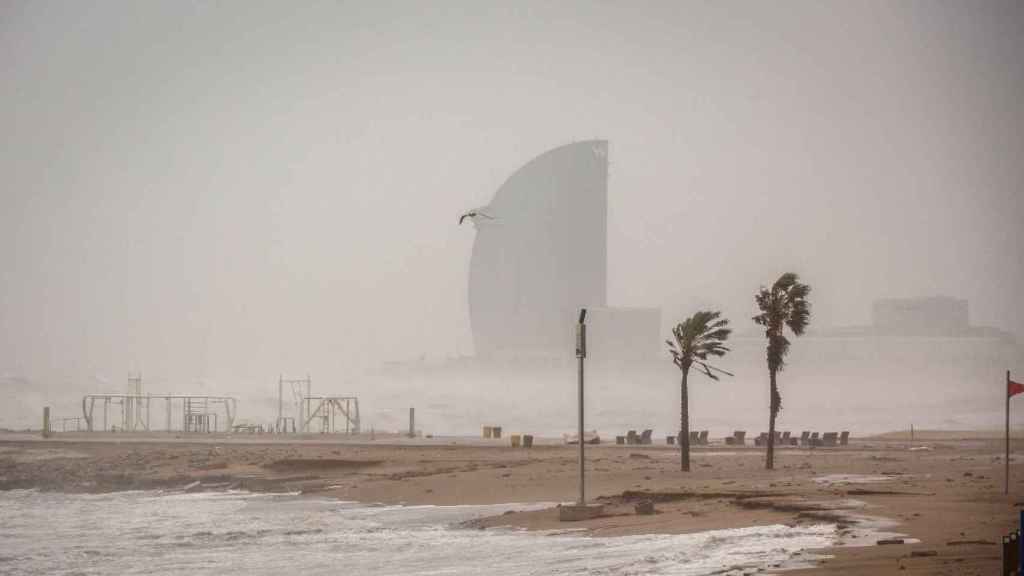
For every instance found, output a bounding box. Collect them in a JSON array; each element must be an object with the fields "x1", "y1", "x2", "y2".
[{"x1": 2, "y1": 1, "x2": 1022, "y2": 393}]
